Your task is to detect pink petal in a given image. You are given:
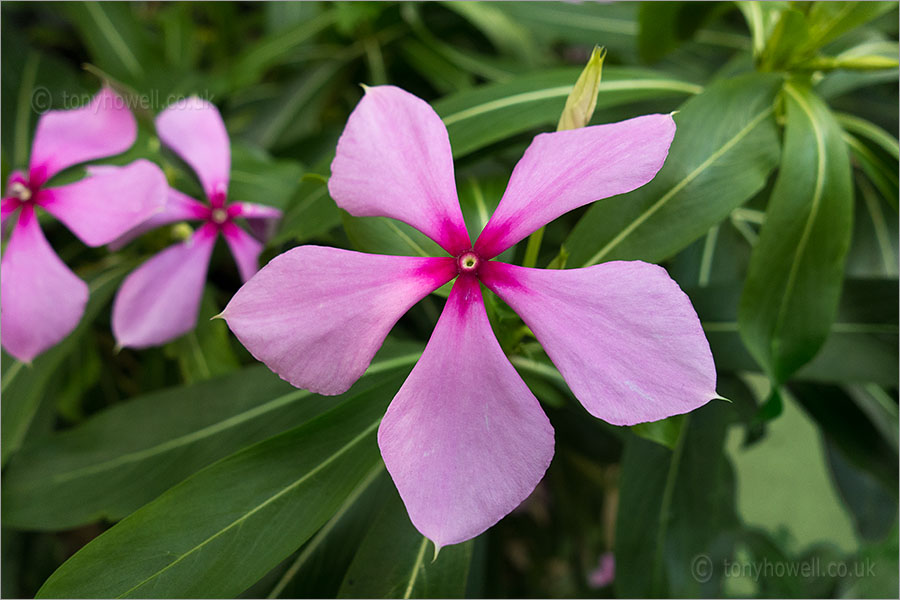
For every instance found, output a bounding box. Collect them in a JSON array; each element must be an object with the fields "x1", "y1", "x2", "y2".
[
  {"x1": 229, "y1": 201, "x2": 283, "y2": 242},
  {"x1": 112, "y1": 224, "x2": 217, "y2": 349},
  {"x1": 222, "y1": 222, "x2": 262, "y2": 283},
  {"x1": 1, "y1": 197, "x2": 18, "y2": 225},
  {"x1": 480, "y1": 260, "x2": 716, "y2": 426},
  {"x1": 0, "y1": 206, "x2": 88, "y2": 362},
  {"x1": 38, "y1": 160, "x2": 168, "y2": 247},
  {"x1": 378, "y1": 275, "x2": 555, "y2": 549},
  {"x1": 228, "y1": 202, "x2": 282, "y2": 220},
  {"x1": 107, "y1": 187, "x2": 209, "y2": 250},
  {"x1": 155, "y1": 97, "x2": 230, "y2": 202},
  {"x1": 328, "y1": 86, "x2": 470, "y2": 255},
  {"x1": 28, "y1": 87, "x2": 136, "y2": 185},
  {"x1": 475, "y1": 114, "x2": 676, "y2": 259},
  {"x1": 222, "y1": 246, "x2": 457, "y2": 395}
]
